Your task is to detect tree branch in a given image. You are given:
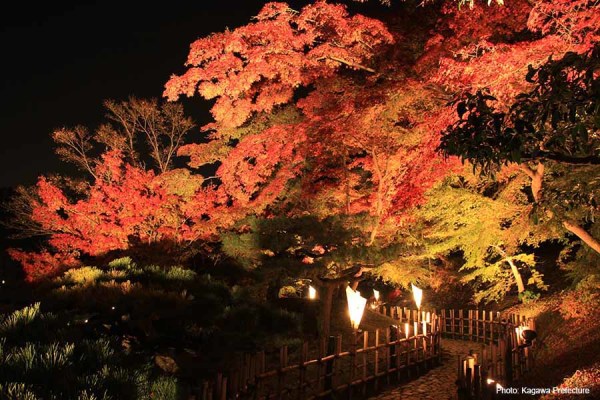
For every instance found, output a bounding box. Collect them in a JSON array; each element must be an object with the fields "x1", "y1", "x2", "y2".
[
  {"x1": 523, "y1": 152, "x2": 600, "y2": 165},
  {"x1": 563, "y1": 220, "x2": 600, "y2": 255},
  {"x1": 317, "y1": 56, "x2": 376, "y2": 73}
]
